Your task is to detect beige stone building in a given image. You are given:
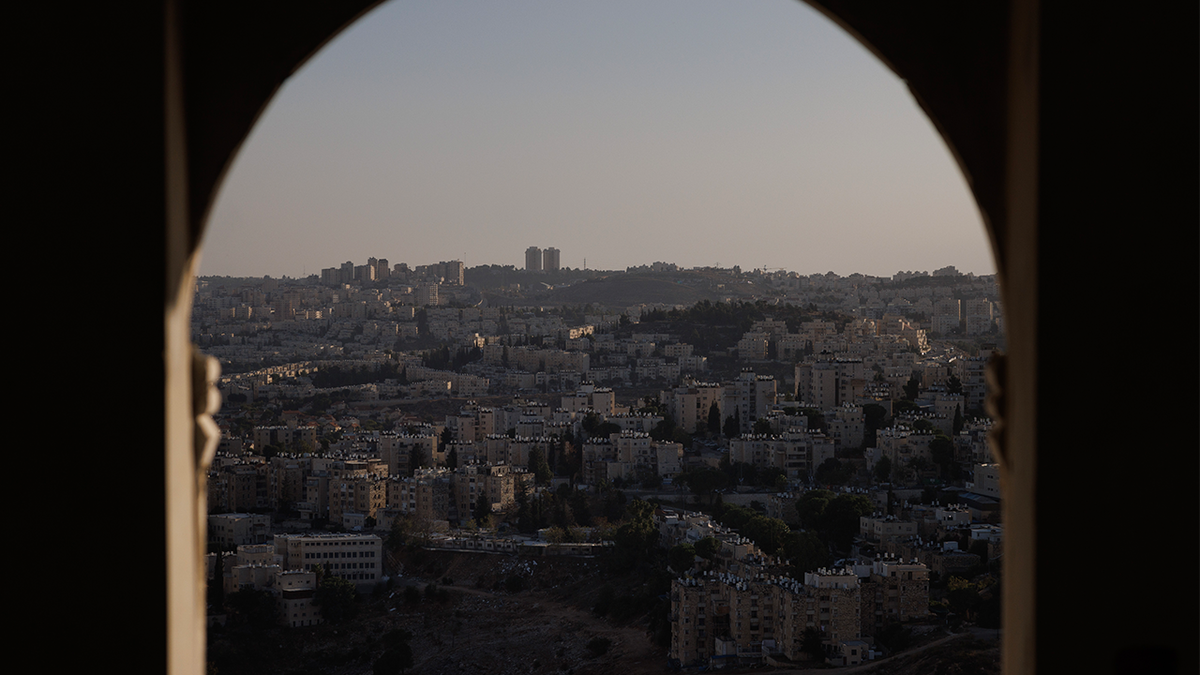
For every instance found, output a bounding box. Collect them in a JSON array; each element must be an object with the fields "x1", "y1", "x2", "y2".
[
  {"x1": 728, "y1": 432, "x2": 812, "y2": 480},
  {"x1": 208, "y1": 513, "x2": 271, "y2": 548},
  {"x1": 859, "y1": 514, "x2": 918, "y2": 545},
  {"x1": 858, "y1": 556, "x2": 931, "y2": 634},
  {"x1": 724, "y1": 370, "x2": 777, "y2": 434},
  {"x1": 670, "y1": 567, "x2": 861, "y2": 667},
  {"x1": 328, "y1": 475, "x2": 387, "y2": 525},
  {"x1": 274, "y1": 533, "x2": 384, "y2": 589},
  {"x1": 277, "y1": 570, "x2": 322, "y2": 627},
  {"x1": 387, "y1": 469, "x2": 453, "y2": 524},
  {"x1": 662, "y1": 380, "x2": 723, "y2": 434}
]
